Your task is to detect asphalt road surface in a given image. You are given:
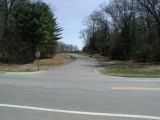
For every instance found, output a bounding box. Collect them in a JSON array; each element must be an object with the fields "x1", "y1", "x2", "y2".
[{"x1": 0, "y1": 54, "x2": 160, "y2": 120}]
